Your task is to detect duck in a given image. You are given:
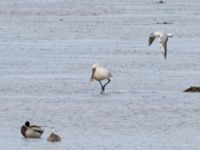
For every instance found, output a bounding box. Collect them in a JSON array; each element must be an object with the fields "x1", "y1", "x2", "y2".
[
  {"x1": 47, "y1": 132, "x2": 61, "y2": 142},
  {"x1": 21, "y1": 121, "x2": 44, "y2": 138},
  {"x1": 90, "y1": 63, "x2": 112, "y2": 94}
]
